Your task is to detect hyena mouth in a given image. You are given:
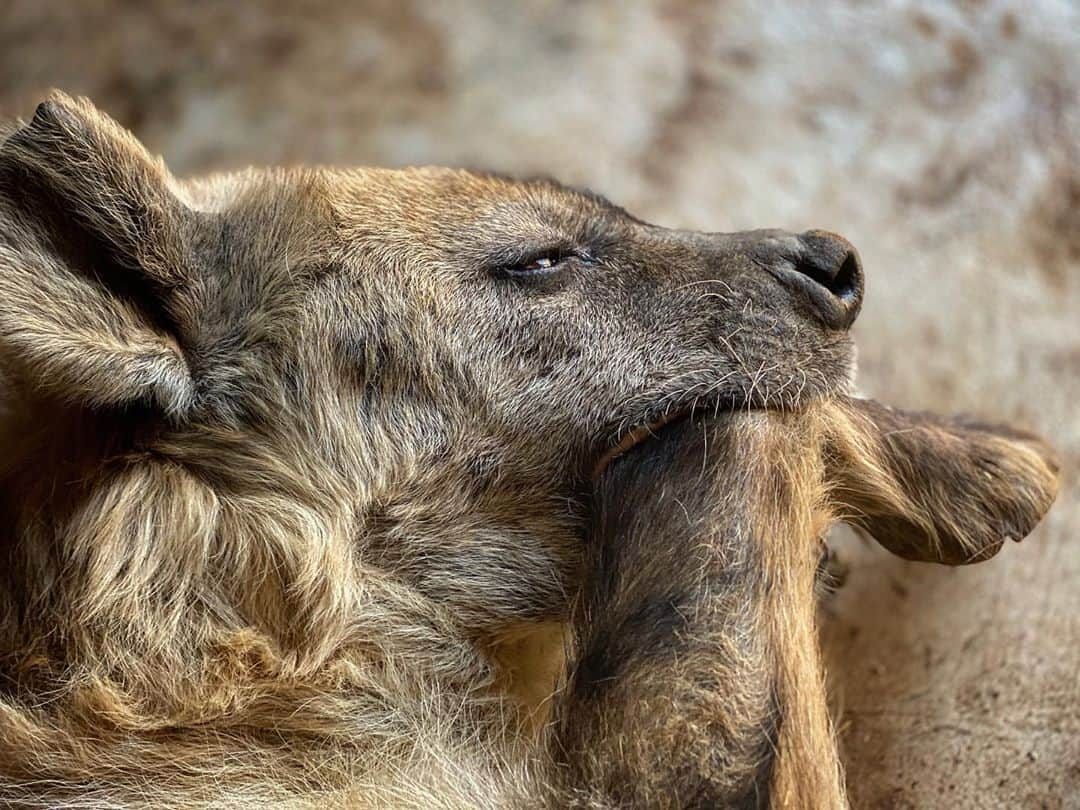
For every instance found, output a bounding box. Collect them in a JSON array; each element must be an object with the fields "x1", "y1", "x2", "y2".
[
  {"x1": 592, "y1": 395, "x2": 736, "y2": 480},
  {"x1": 592, "y1": 371, "x2": 823, "y2": 479},
  {"x1": 592, "y1": 411, "x2": 688, "y2": 480}
]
